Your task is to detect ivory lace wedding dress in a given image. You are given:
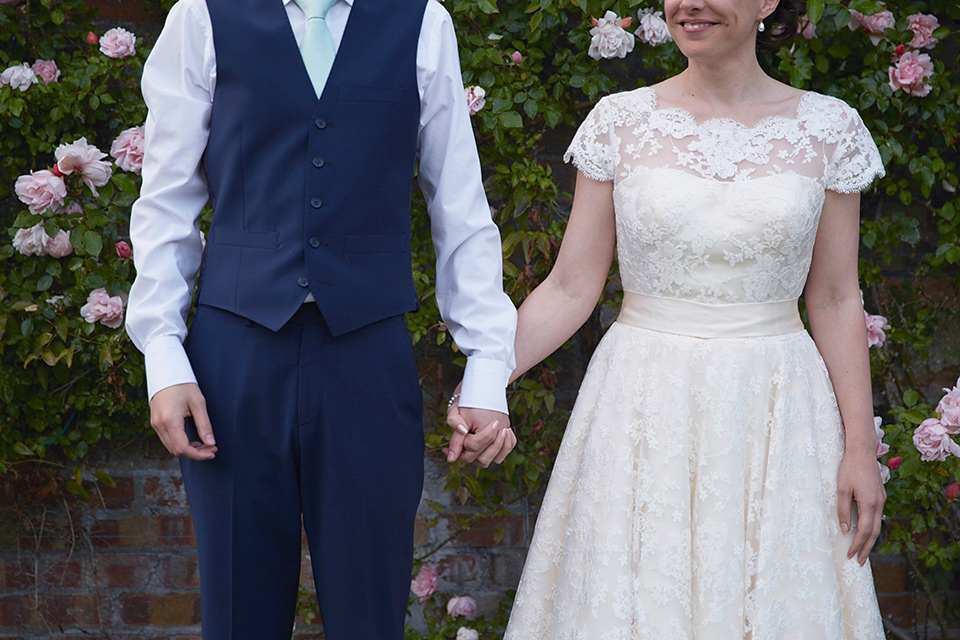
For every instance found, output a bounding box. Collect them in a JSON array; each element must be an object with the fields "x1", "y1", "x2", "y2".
[{"x1": 503, "y1": 88, "x2": 886, "y2": 640}]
